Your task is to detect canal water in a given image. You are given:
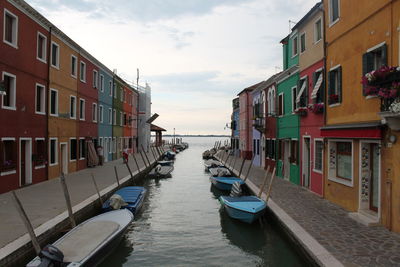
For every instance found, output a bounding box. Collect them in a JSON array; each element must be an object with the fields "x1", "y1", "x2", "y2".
[{"x1": 100, "y1": 137, "x2": 307, "y2": 267}]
